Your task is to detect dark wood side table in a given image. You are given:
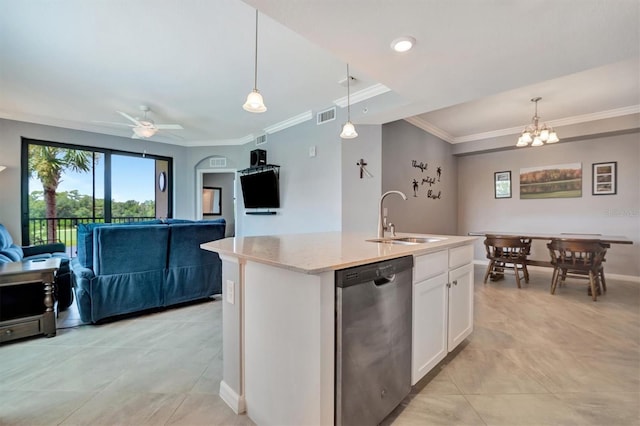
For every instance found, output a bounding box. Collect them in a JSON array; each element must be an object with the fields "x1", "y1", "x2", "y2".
[{"x1": 0, "y1": 258, "x2": 61, "y2": 343}]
